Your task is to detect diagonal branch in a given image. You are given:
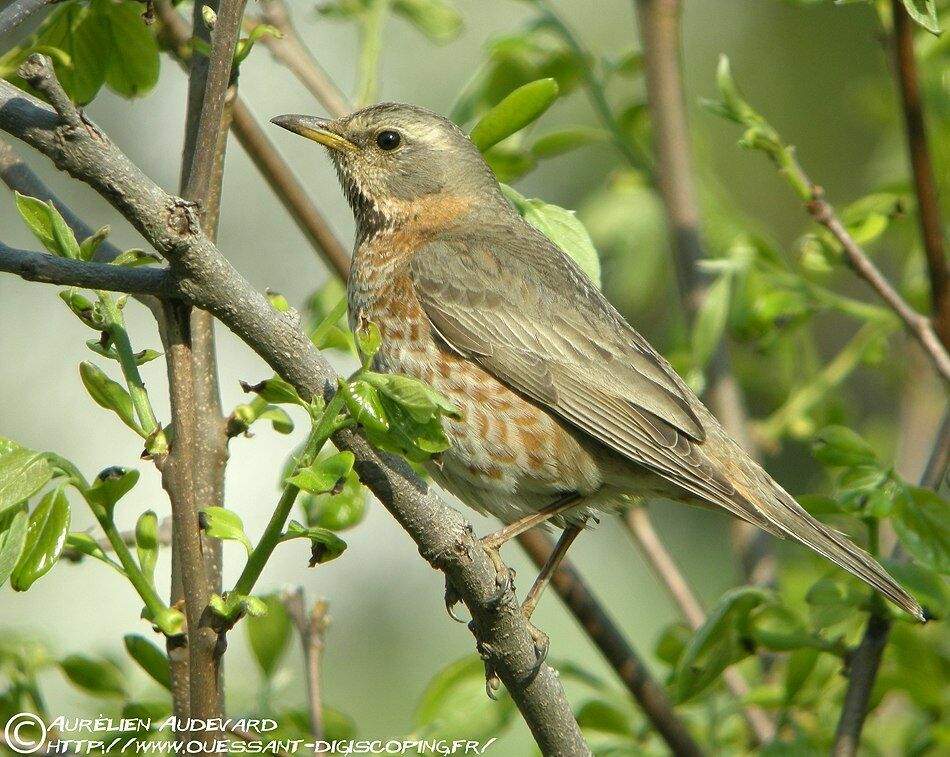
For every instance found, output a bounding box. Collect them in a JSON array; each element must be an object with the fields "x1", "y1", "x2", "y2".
[
  {"x1": 0, "y1": 58, "x2": 588, "y2": 756},
  {"x1": 0, "y1": 0, "x2": 58, "y2": 40}
]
